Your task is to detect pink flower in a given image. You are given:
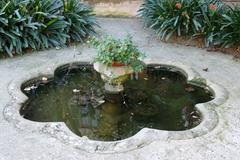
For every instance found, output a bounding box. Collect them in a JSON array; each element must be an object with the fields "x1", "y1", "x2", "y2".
[
  {"x1": 209, "y1": 4, "x2": 217, "y2": 11},
  {"x1": 175, "y1": 3, "x2": 182, "y2": 9}
]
